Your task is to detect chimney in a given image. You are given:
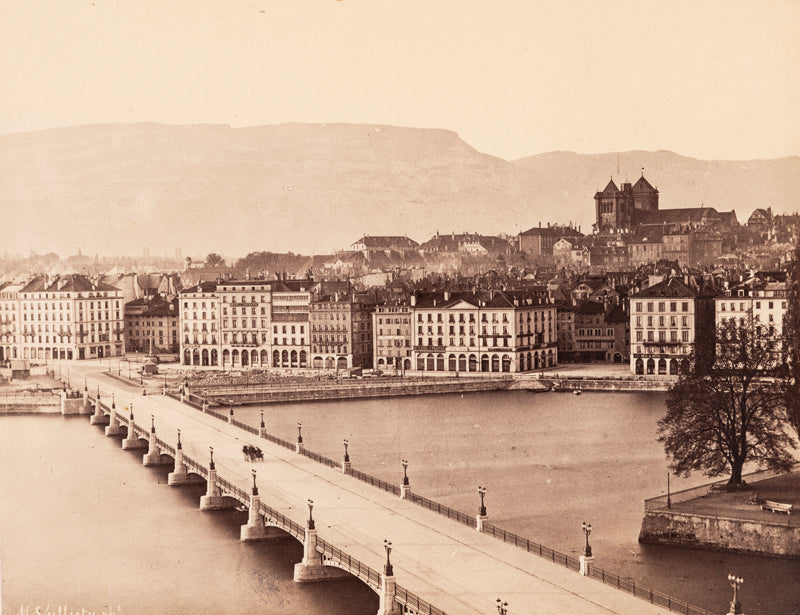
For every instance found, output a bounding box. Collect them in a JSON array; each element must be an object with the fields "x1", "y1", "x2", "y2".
[
  {"x1": 410, "y1": 294, "x2": 416, "y2": 307},
  {"x1": 443, "y1": 291, "x2": 449, "y2": 301}
]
